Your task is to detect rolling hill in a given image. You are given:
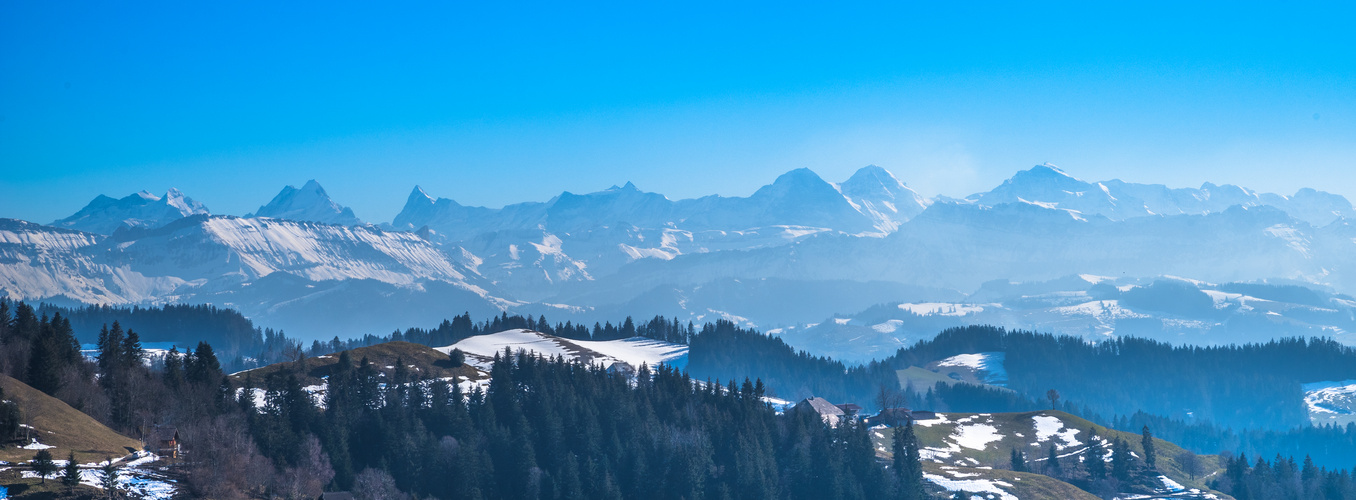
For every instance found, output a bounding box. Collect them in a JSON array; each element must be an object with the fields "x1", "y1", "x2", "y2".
[
  {"x1": 873, "y1": 410, "x2": 1231, "y2": 499},
  {"x1": 0, "y1": 374, "x2": 143, "y2": 463}
]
